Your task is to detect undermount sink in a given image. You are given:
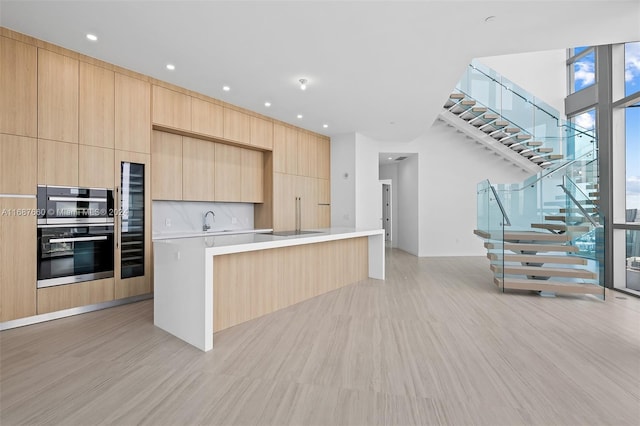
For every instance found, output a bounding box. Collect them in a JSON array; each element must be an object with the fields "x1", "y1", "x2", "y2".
[{"x1": 266, "y1": 230, "x2": 323, "y2": 237}]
